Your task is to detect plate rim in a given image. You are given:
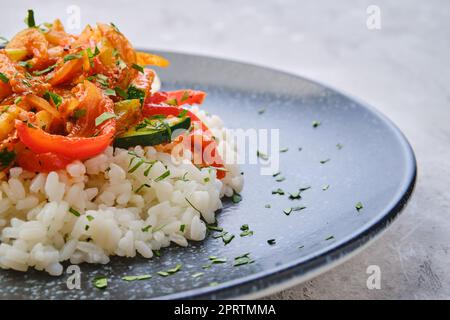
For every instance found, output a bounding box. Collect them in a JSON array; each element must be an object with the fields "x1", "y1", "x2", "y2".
[{"x1": 138, "y1": 49, "x2": 417, "y2": 300}]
